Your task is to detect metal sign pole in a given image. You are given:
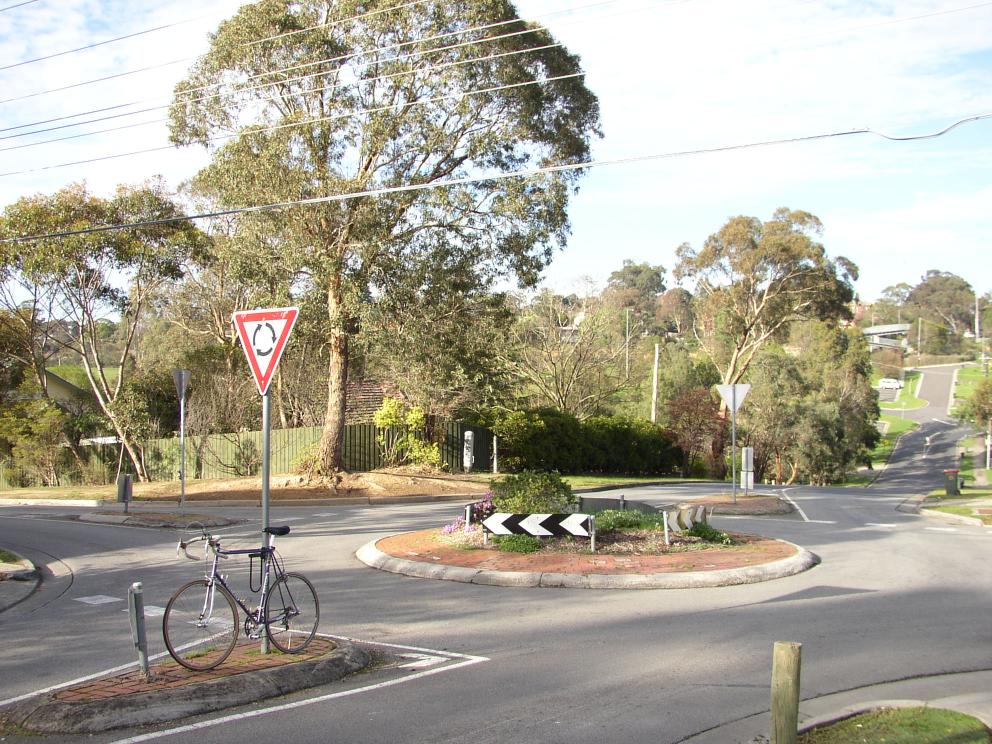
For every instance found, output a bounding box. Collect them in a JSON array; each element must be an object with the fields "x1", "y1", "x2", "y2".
[
  {"x1": 731, "y1": 385, "x2": 738, "y2": 504},
  {"x1": 172, "y1": 369, "x2": 191, "y2": 512},
  {"x1": 179, "y1": 389, "x2": 186, "y2": 512},
  {"x1": 260, "y1": 390, "x2": 271, "y2": 655}
]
